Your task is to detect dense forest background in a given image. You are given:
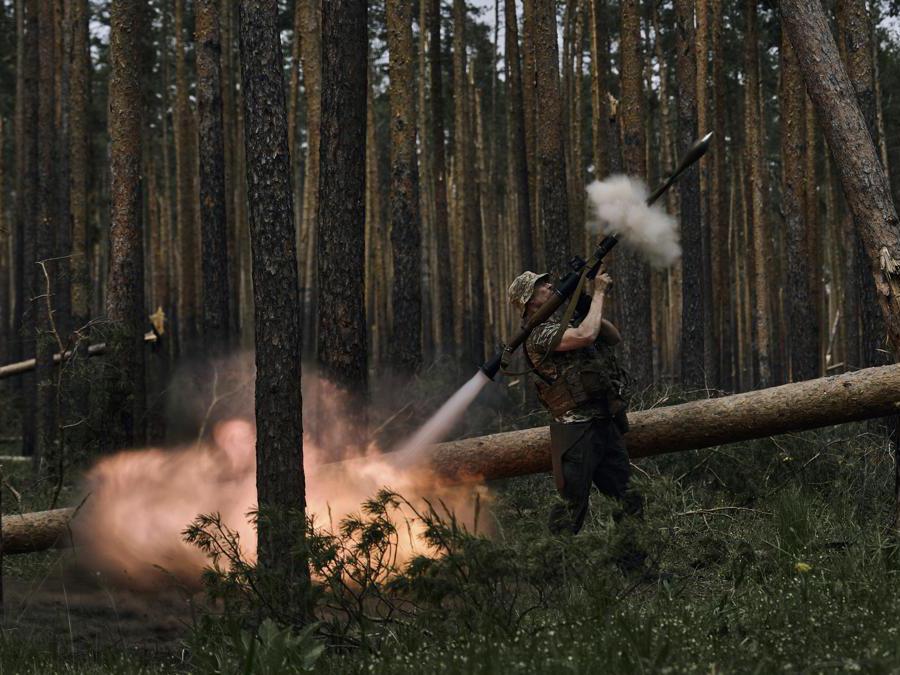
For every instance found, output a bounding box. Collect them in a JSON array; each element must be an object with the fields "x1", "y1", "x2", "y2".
[
  {"x1": 3, "y1": 1, "x2": 900, "y2": 671},
  {"x1": 1, "y1": 0, "x2": 900, "y2": 432}
]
